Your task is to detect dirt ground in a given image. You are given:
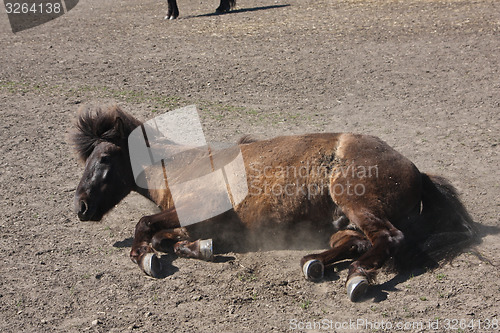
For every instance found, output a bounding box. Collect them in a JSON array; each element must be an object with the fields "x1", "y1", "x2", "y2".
[{"x1": 0, "y1": 0, "x2": 499, "y2": 332}]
